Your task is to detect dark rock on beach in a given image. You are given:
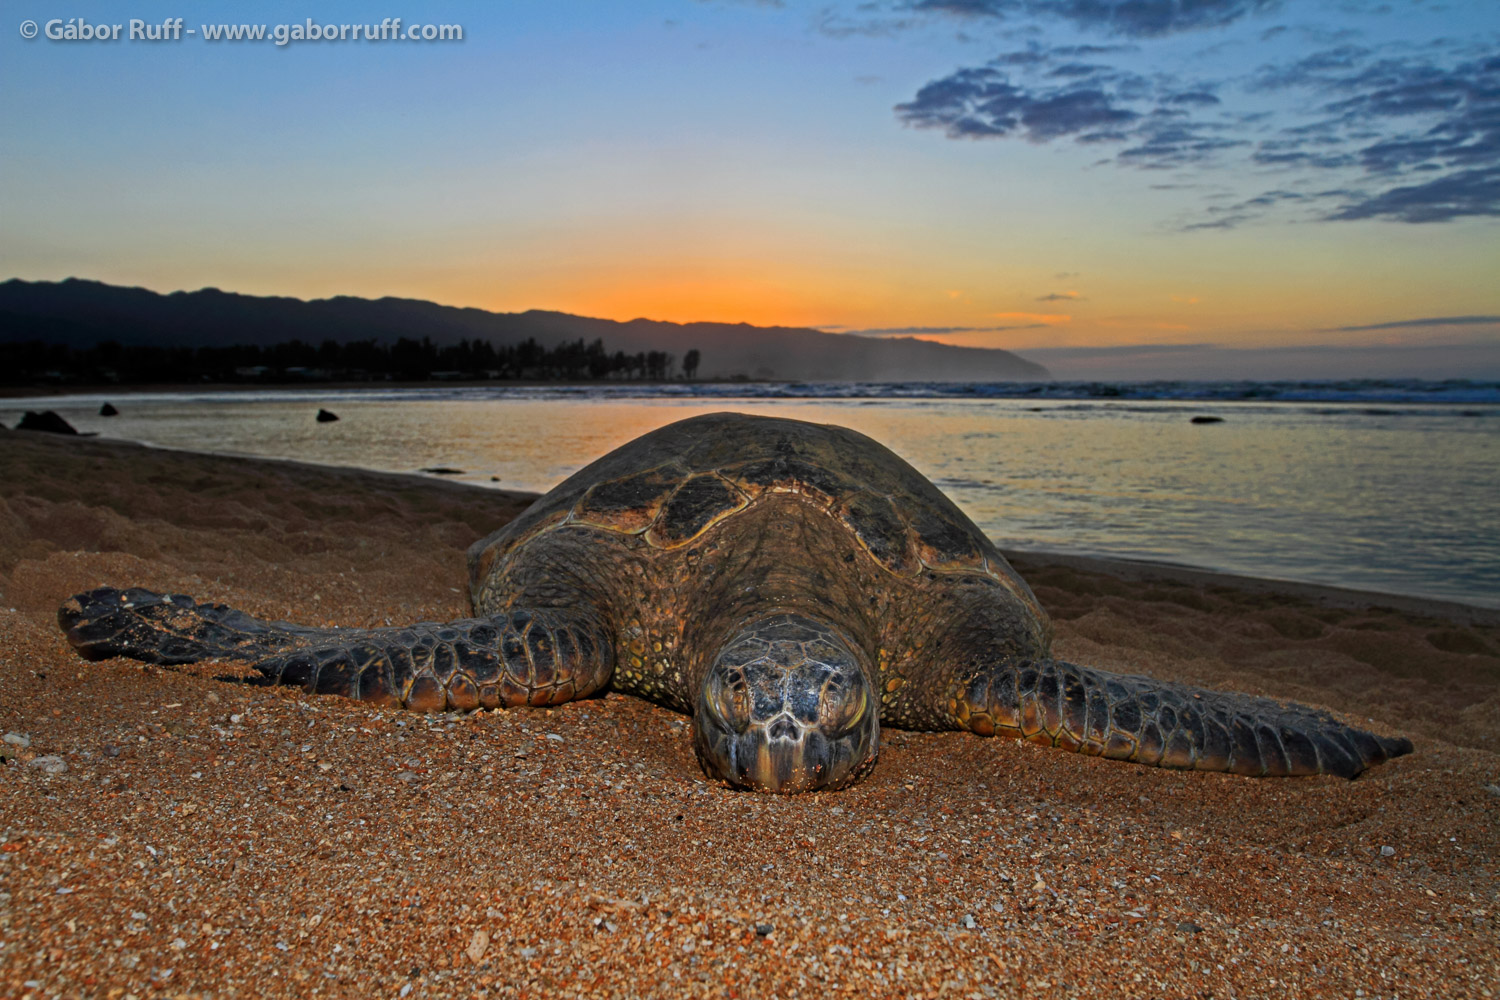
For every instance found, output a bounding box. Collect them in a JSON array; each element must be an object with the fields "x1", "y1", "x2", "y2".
[
  {"x1": 1190, "y1": 415, "x2": 1225, "y2": 424},
  {"x1": 16, "y1": 410, "x2": 79, "y2": 435},
  {"x1": 99, "y1": 403, "x2": 119, "y2": 416},
  {"x1": 316, "y1": 408, "x2": 340, "y2": 423}
]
